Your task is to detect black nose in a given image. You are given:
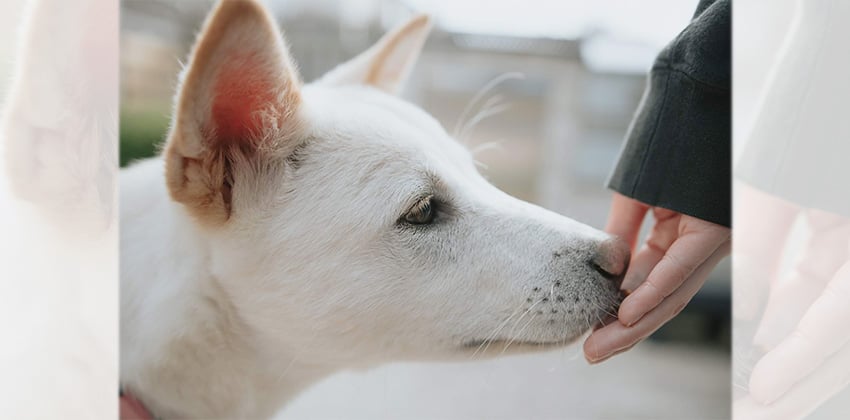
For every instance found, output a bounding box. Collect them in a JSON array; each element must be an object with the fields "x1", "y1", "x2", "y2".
[{"x1": 591, "y1": 237, "x2": 630, "y2": 285}]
